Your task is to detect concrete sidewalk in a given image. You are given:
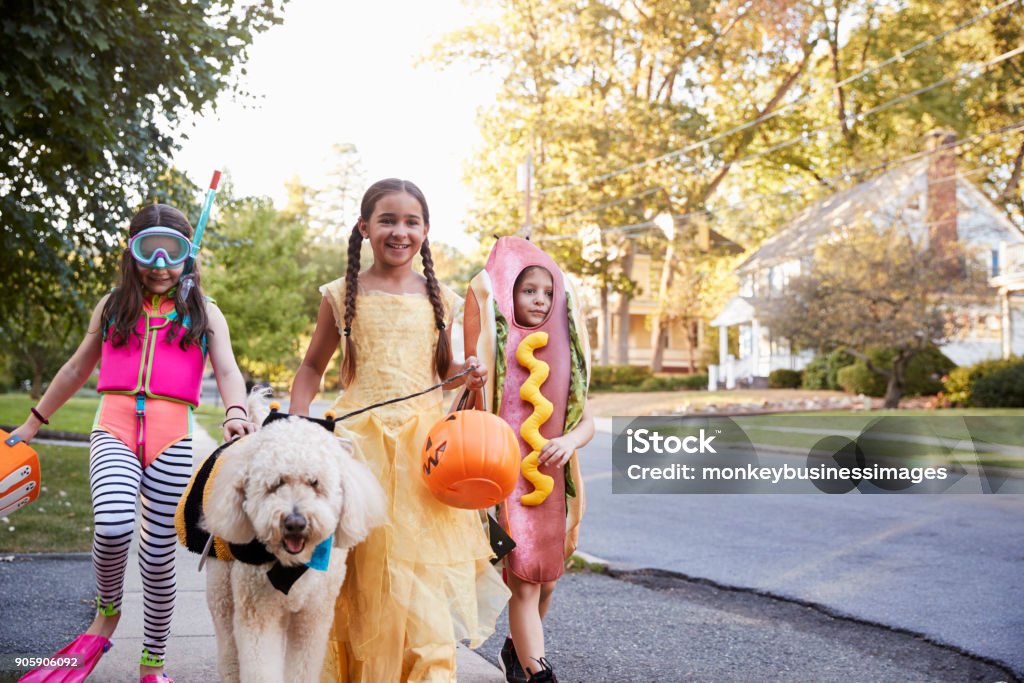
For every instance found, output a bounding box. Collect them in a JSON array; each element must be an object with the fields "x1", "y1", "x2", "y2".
[
  {"x1": 63, "y1": 421, "x2": 504, "y2": 682},
  {"x1": 86, "y1": 545, "x2": 503, "y2": 682}
]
